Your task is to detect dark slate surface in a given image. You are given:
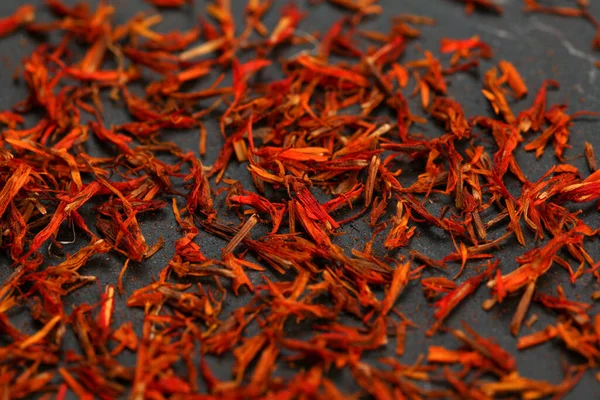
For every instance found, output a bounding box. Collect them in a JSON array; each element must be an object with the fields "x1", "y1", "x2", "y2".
[{"x1": 1, "y1": 0, "x2": 599, "y2": 398}]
